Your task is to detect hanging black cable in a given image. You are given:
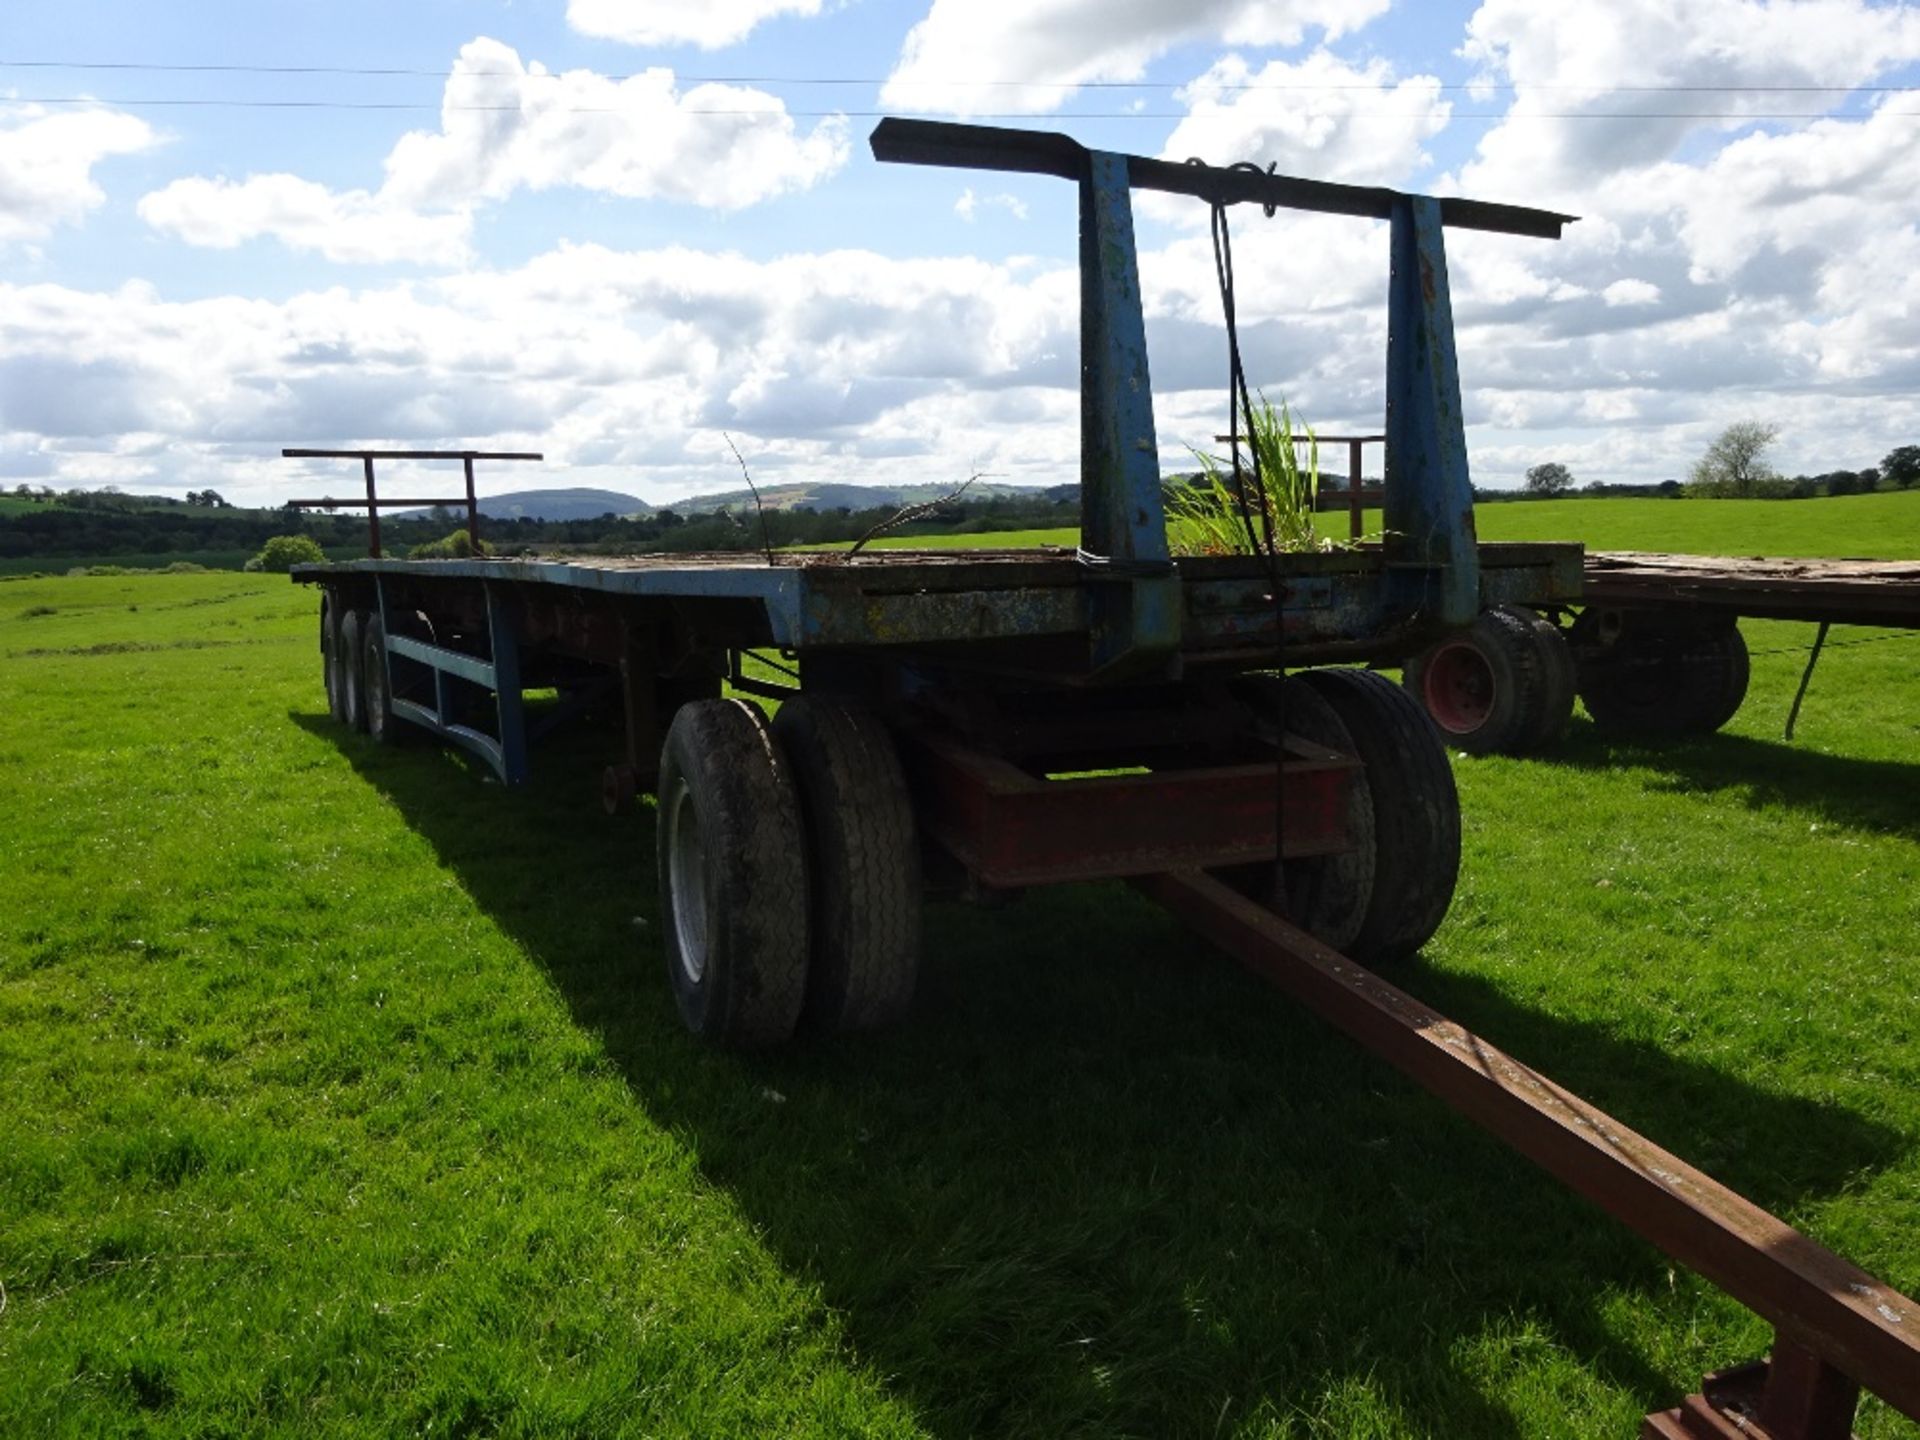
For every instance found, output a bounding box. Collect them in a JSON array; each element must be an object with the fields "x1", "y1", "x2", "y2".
[{"x1": 1191, "y1": 158, "x2": 1292, "y2": 910}]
